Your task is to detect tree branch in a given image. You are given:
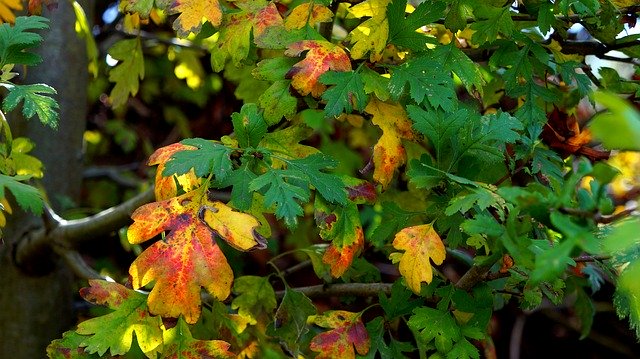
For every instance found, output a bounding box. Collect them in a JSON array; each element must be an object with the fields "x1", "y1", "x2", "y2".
[
  {"x1": 275, "y1": 282, "x2": 393, "y2": 299},
  {"x1": 455, "y1": 254, "x2": 501, "y2": 291}
]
